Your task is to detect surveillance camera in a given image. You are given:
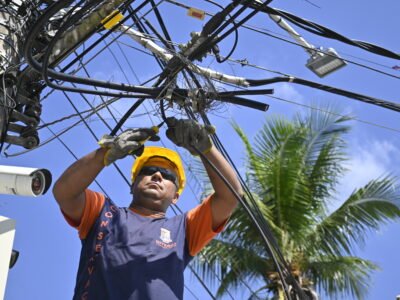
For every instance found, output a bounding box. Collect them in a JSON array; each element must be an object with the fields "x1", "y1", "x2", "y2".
[{"x1": 0, "y1": 165, "x2": 52, "y2": 197}]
